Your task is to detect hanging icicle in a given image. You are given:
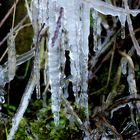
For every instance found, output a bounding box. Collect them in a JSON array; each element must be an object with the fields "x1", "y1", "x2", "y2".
[
  {"x1": 121, "y1": 25, "x2": 125, "y2": 39},
  {"x1": 92, "y1": 9, "x2": 98, "y2": 52},
  {"x1": 28, "y1": 0, "x2": 140, "y2": 128},
  {"x1": 0, "y1": 66, "x2": 7, "y2": 87},
  {"x1": 6, "y1": 0, "x2": 140, "y2": 139},
  {"x1": 34, "y1": 48, "x2": 41, "y2": 100},
  {"x1": 127, "y1": 64, "x2": 137, "y2": 96},
  {"x1": 84, "y1": 0, "x2": 140, "y2": 43},
  {"x1": 121, "y1": 57, "x2": 127, "y2": 75},
  {"x1": 0, "y1": 86, "x2": 6, "y2": 113},
  {"x1": 79, "y1": 2, "x2": 90, "y2": 122},
  {"x1": 7, "y1": 31, "x2": 16, "y2": 82},
  {"x1": 46, "y1": 0, "x2": 140, "y2": 127},
  {"x1": 91, "y1": 10, "x2": 102, "y2": 52},
  {"x1": 46, "y1": 0, "x2": 90, "y2": 126},
  {"x1": 31, "y1": 0, "x2": 42, "y2": 99},
  {"x1": 32, "y1": 0, "x2": 48, "y2": 25},
  {"x1": 24, "y1": 0, "x2": 140, "y2": 131},
  {"x1": 62, "y1": 0, "x2": 81, "y2": 106},
  {"x1": 48, "y1": 1, "x2": 64, "y2": 126}
]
